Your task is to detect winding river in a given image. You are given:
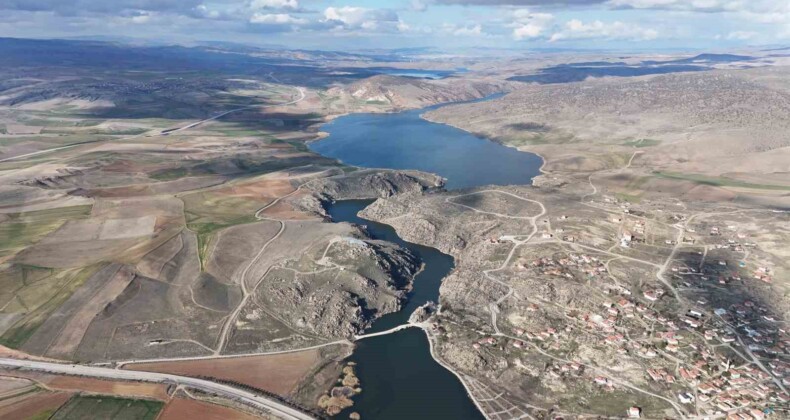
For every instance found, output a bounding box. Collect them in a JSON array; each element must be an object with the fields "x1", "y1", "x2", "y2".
[{"x1": 310, "y1": 98, "x2": 543, "y2": 419}]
